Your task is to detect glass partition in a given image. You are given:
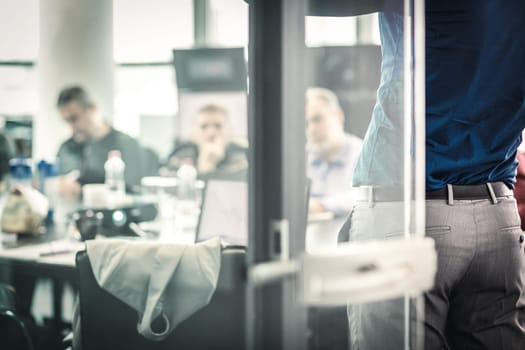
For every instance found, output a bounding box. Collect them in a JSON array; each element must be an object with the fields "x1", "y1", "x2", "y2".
[
  {"x1": 0, "y1": 1, "x2": 429, "y2": 349},
  {"x1": 301, "y1": 0, "x2": 427, "y2": 349},
  {"x1": 247, "y1": 0, "x2": 427, "y2": 349}
]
